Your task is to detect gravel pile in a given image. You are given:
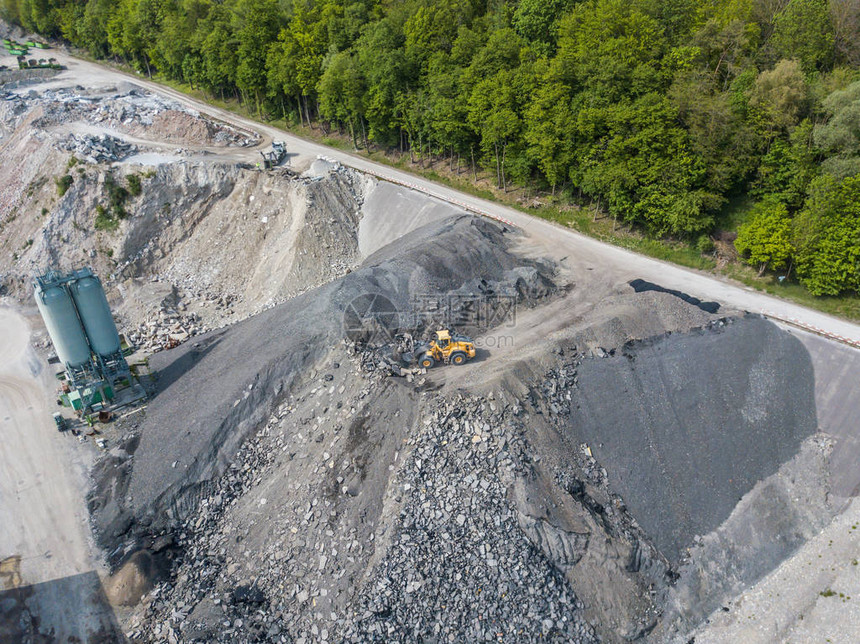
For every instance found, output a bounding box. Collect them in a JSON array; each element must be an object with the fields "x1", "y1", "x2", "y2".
[
  {"x1": 339, "y1": 393, "x2": 597, "y2": 643},
  {"x1": 124, "y1": 344, "x2": 598, "y2": 643},
  {"x1": 58, "y1": 132, "x2": 137, "y2": 163},
  {"x1": 566, "y1": 315, "x2": 818, "y2": 565},
  {"x1": 27, "y1": 86, "x2": 257, "y2": 147}
]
